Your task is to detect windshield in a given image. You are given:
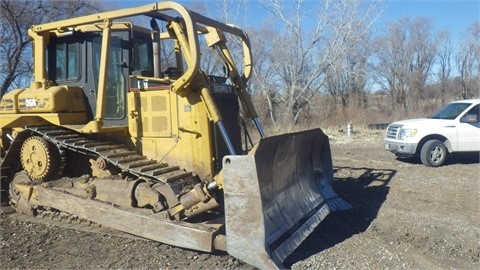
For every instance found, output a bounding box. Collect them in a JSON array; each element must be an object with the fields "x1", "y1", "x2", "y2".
[{"x1": 429, "y1": 102, "x2": 471, "y2": 120}]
